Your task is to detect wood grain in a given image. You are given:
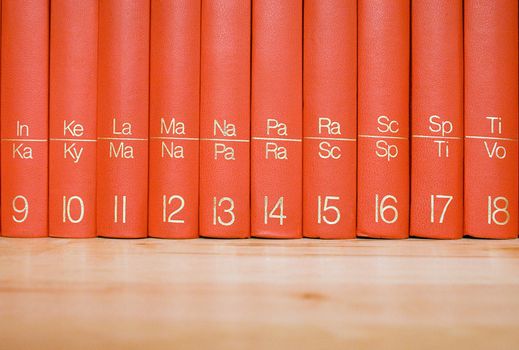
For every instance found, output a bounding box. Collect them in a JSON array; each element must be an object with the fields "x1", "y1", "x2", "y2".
[{"x1": 0, "y1": 238, "x2": 518, "y2": 349}]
